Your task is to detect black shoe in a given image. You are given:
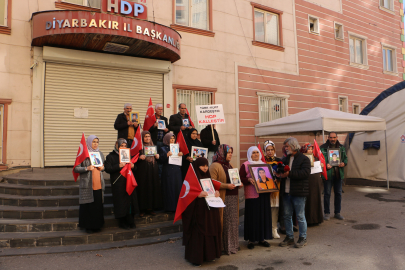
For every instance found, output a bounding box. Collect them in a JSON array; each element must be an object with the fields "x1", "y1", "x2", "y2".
[
  {"x1": 279, "y1": 228, "x2": 286, "y2": 235},
  {"x1": 259, "y1": 241, "x2": 270, "y2": 247},
  {"x1": 294, "y1": 237, "x2": 307, "y2": 248},
  {"x1": 192, "y1": 263, "x2": 201, "y2": 267},
  {"x1": 129, "y1": 223, "x2": 136, "y2": 229},
  {"x1": 279, "y1": 236, "x2": 295, "y2": 247},
  {"x1": 86, "y1": 229, "x2": 94, "y2": 234},
  {"x1": 247, "y1": 242, "x2": 255, "y2": 249}
]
